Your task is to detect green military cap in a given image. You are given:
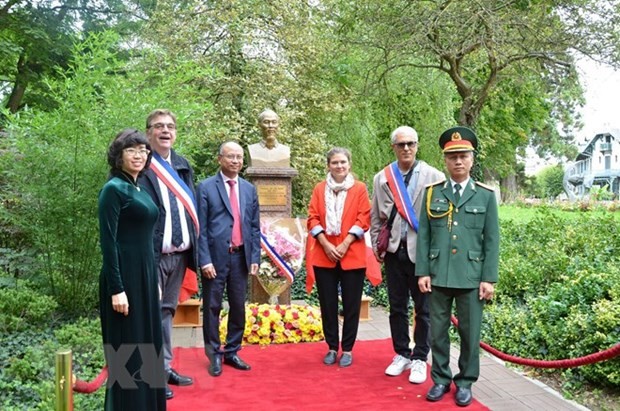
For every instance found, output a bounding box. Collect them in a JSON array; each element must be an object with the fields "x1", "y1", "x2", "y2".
[{"x1": 439, "y1": 126, "x2": 478, "y2": 153}]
